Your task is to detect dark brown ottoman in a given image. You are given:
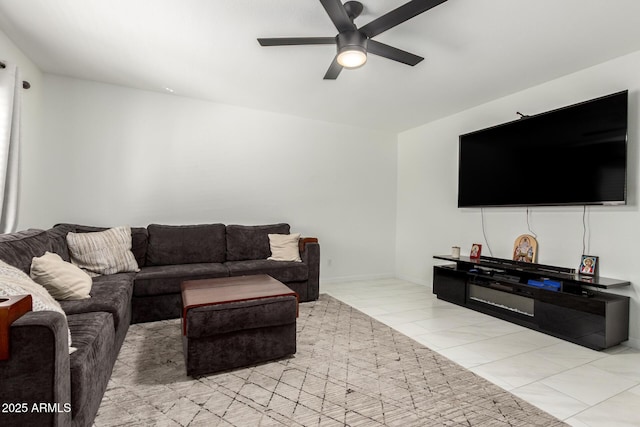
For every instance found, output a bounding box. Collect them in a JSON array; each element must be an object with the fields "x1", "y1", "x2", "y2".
[{"x1": 181, "y1": 274, "x2": 298, "y2": 376}]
